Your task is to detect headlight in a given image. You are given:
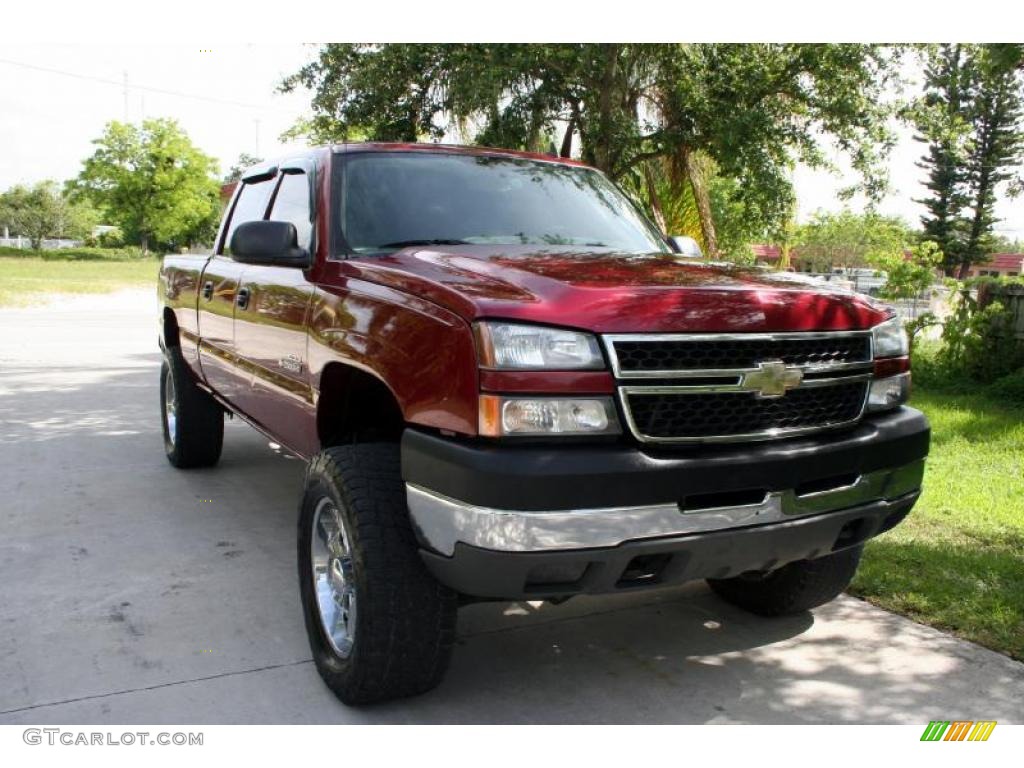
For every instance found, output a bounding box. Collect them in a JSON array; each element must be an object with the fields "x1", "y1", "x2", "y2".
[
  {"x1": 475, "y1": 322, "x2": 604, "y2": 370},
  {"x1": 872, "y1": 317, "x2": 909, "y2": 358},
  {"x1": 479, "y1": 395, "x2": 621, "y2": 436},
  {"x1": 867, "y1": 372, "x2": 911, "y2": 413}
]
